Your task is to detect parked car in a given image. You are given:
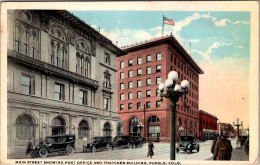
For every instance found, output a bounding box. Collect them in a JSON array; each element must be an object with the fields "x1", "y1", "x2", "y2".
[
  {"x1": 30, "y1": 134, "x2": 75, "y2": 158},
  {"x1": 113, "y1": 135, "x2": 143, "y2": 149},
  {"x1": 177, "y1": 136, "x2": 200, "y2": 154},
  {"x1": 83, "y1": 136, "x2": 113, "y2": 153}
]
